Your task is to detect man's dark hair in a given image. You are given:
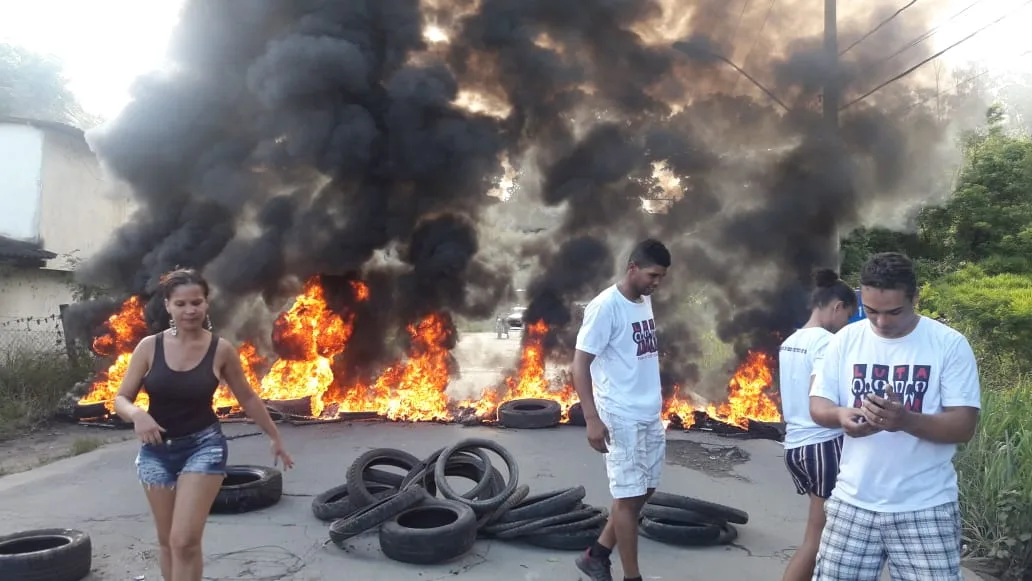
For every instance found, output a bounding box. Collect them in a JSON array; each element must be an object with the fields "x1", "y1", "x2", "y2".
[
  {"x1": 629, "y1": 239, "x2": 671, "y2": 269},
  {"x1": 859, "y1": 252, "x2": 918, "y2": 299}
]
